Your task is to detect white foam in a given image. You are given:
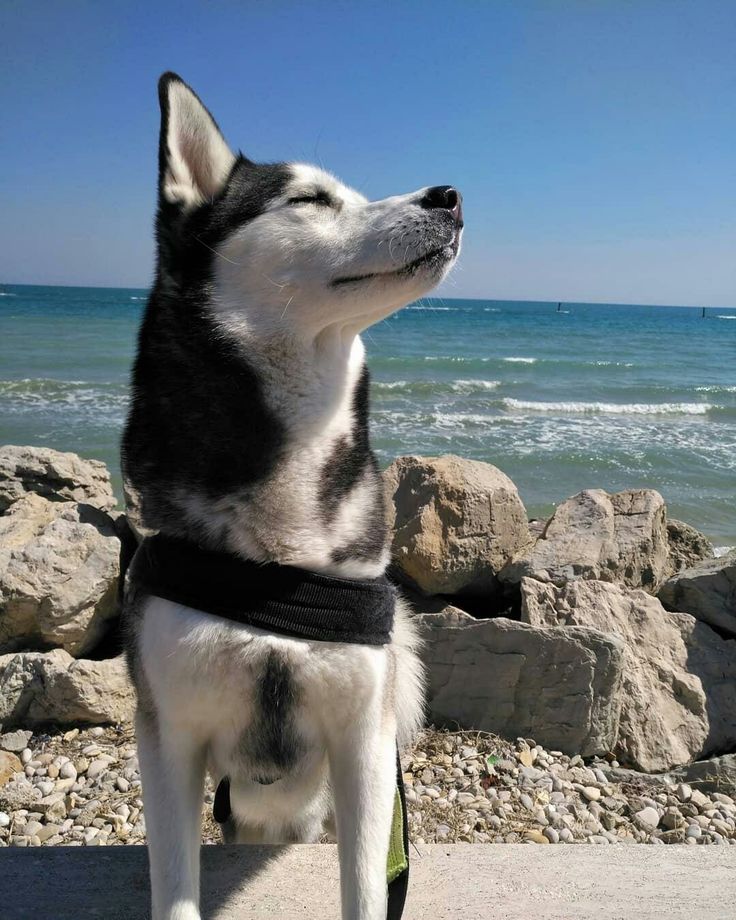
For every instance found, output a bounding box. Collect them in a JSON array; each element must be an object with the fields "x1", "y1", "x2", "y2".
[
  {"x1": 0, "y1": 292, "x2": 17, "y2": 297},
  {"x1": 432, "y1": 411, "x2": 493, "y2": 427},
  {"x1": 716, "y1": 315, "x2": 736, "y2": 320},
  {"x1": 695, "y1": 385, "x2": 736, "y2": 394},
  {"x1": 374, "y1": 380, "x2": 410, "y2": 390},
  {"x1": 451, "y1": 379, "x2": 501, "y2": 392},
  {"x1": 591, "y1": 360, "x2": 635, "y2": 367},
  {"x1": 503, "y1": 398, "x2": 713, "y2": 416},
  {"x1": 503, "y1": 357, "x2": 537, "y2": 364},
  {"x1": 714, "y1": 546, "x2": 735, "y2": 558},
  {"x1": 424, "y1": 356, "x2": 492, "y2": 363}
]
